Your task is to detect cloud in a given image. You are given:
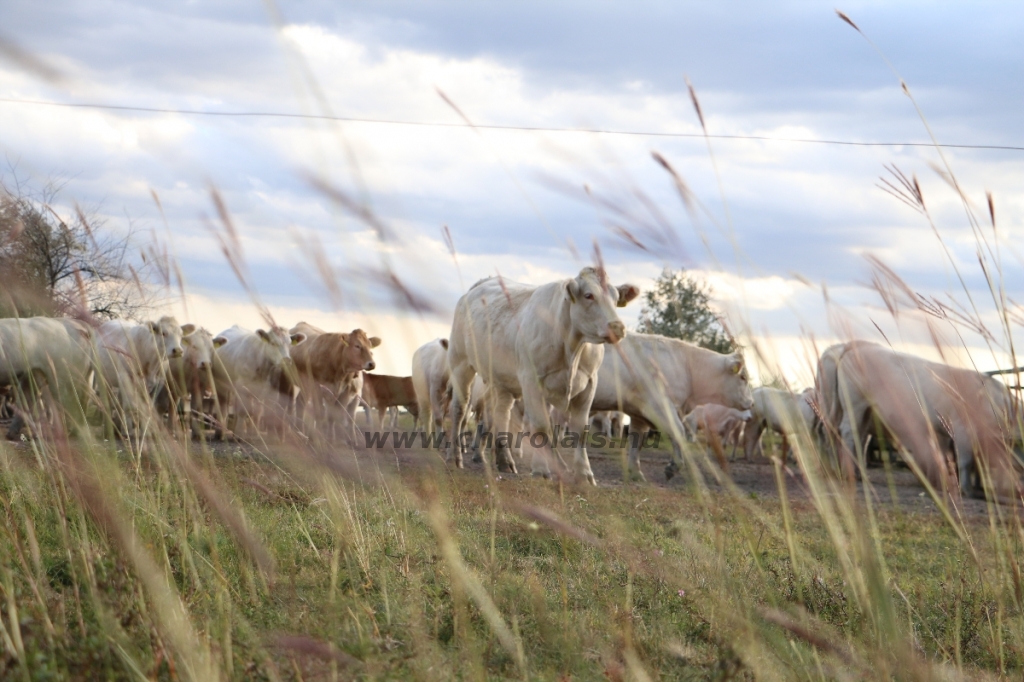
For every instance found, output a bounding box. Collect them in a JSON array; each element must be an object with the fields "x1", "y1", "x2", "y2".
[{"x1": 2, "y1": 1, "x2": 1023, "y2": 384}]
